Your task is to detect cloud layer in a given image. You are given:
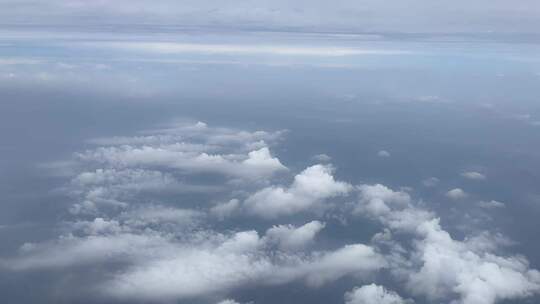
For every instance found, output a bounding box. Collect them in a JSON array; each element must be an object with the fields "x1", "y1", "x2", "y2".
[{"x1": 1, "y1": 120, "x2": 539, "y2": 304}]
